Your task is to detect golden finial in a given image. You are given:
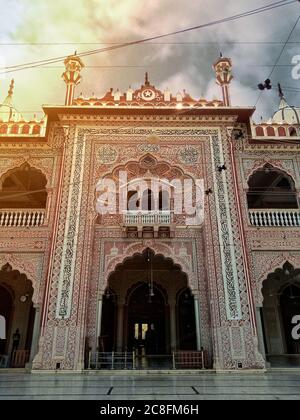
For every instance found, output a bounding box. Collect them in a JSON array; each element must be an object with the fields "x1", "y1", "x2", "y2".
[
  {"x1": 8, "y1": 79, "x2": 14, "y2": 97},
  {"x1": 145, "y1": 72, "x2": 150, "y2": 86}
]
